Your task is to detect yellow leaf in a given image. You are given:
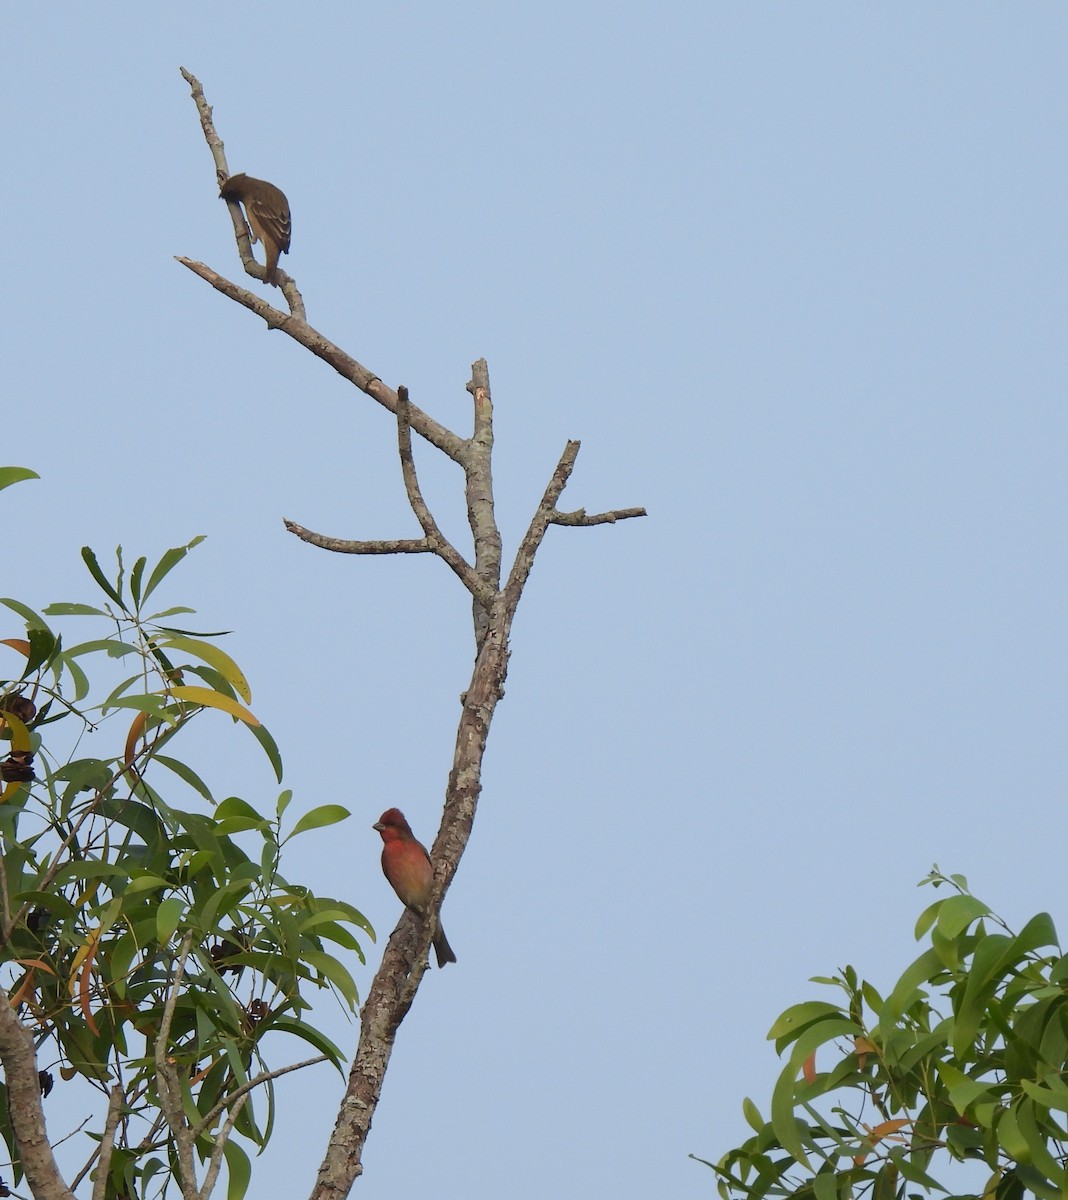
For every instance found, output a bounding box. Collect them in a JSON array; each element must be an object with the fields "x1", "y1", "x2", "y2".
[
  {"x1": 158, "y1": 636, "x2": 252, "y2": 703},
  {"x1": 1, "y1": 780, "x2": 27, "y2": 805},
  {"x1": 167, "y1": 685, "x2": 260, "y2": 727},
  {"x1": 1, "y1": 711, "x2": 32, "y2": 752}
]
